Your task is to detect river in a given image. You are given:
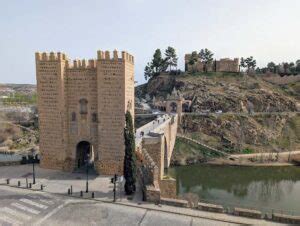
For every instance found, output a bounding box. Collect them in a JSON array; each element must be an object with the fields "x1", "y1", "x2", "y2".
[
  {"x1": 168, "y1": 164, "x2": 300, "y2": 215},
  {"x1": 0, "y1": 153, "x2": 22, "y2": 162}
]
